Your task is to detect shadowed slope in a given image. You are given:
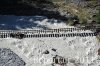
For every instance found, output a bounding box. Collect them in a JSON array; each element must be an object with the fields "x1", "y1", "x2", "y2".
[{"x1": 0, "y1": 0, "x2": 68, "y2": 21}]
